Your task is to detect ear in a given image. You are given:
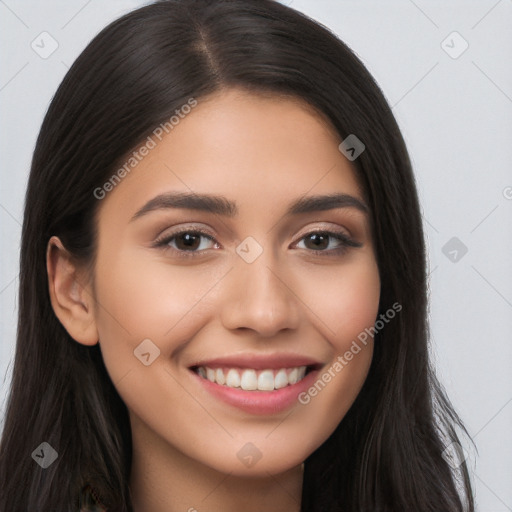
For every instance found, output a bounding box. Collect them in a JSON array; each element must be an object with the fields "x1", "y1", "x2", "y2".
[{"x1": 46, "y1": 236, "x2": 99, "y2": 346}]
